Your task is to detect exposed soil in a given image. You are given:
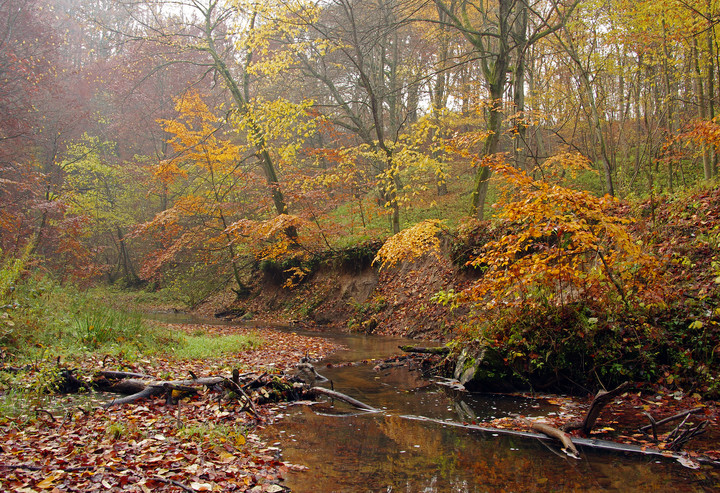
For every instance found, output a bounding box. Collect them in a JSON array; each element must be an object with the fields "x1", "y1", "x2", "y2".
[{"x1": 195, "y1": 251, "x2": 469, "y2": 343}]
